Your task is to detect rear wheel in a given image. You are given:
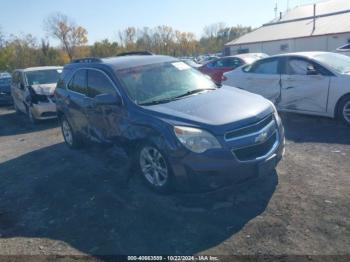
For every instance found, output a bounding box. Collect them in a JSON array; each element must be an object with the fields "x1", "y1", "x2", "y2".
[
  {"x1": 137, "y1": 143, "x2": 173, "y2": 193},
  {"x1": 61, "y1": 116, "x2": 83, "y2": 149},
  {"x1": 338, "y1": 95, "x2": 350, "y2": 126}
]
